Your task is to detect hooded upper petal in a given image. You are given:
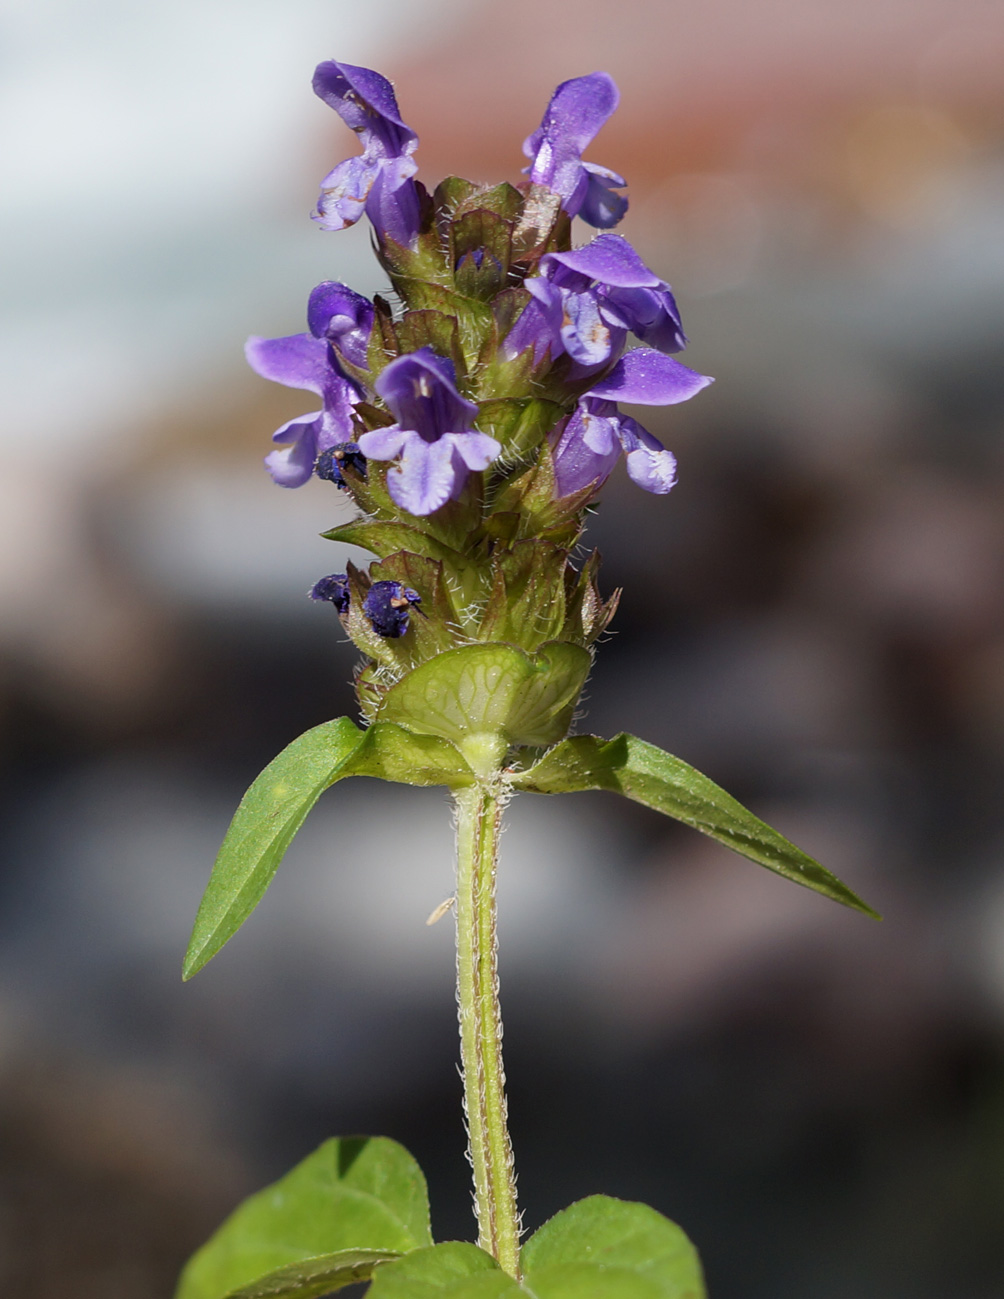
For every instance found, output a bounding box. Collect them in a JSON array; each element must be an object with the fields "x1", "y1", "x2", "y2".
[
  {"x1": 311, "y1": 61, "x2": 420, "y2": 245},
  {"x1": 523, "y1": 72, "x2": 626, "y2": 228},
  {"x1": 375, "y1": 349, "x2": 479, "y2": 439},
  {"x1": 307, "y1": 282, "x2": 374, "y2": 367}
]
